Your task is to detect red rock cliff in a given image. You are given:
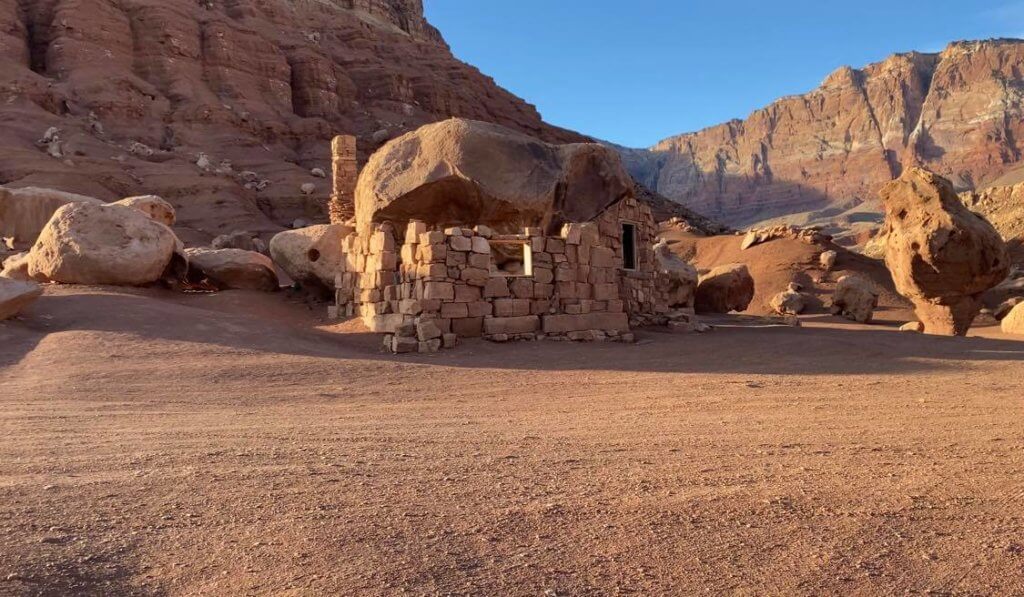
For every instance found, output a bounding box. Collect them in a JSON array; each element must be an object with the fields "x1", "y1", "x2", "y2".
[
  {"x1": 0, "y1": 0, "x2": 583, "y2": 240},
  {"x1": 631, "y1": 40, "x2": 1024, "y2": 227}
]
